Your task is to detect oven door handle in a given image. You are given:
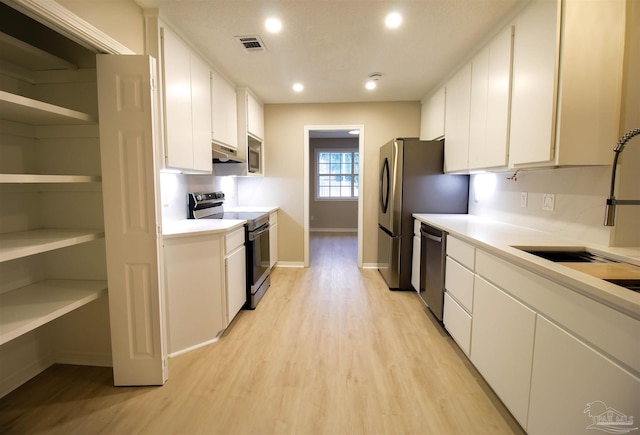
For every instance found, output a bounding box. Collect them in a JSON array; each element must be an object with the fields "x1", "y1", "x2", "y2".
[{"x1": 248, "y1": 223, "x2": 270, "y2": 241}]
